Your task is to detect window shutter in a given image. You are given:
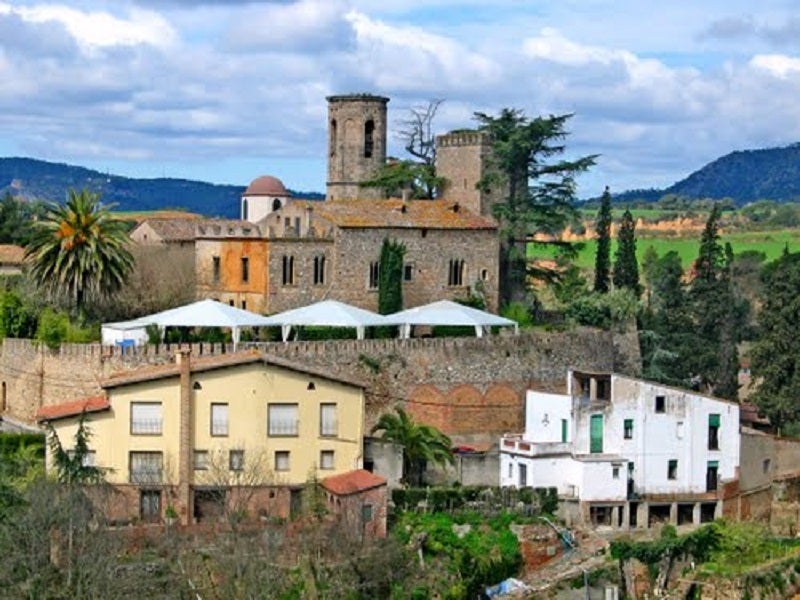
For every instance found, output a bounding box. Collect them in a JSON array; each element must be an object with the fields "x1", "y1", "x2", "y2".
[{"x1": 709, "y1": 414, "x2": 720, "y2": 427}]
